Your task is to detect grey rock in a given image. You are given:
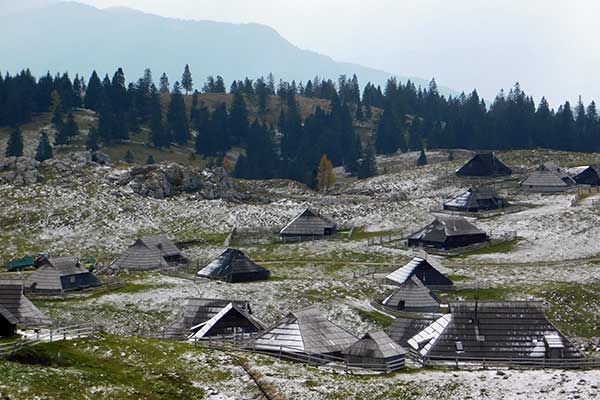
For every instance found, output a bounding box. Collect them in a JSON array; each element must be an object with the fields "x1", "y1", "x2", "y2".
[{"x1": 92, "y1": 151, "x2": 112, "y2": 165}]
